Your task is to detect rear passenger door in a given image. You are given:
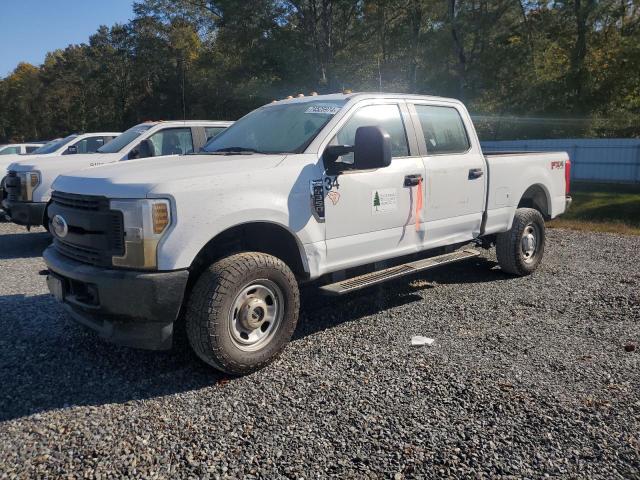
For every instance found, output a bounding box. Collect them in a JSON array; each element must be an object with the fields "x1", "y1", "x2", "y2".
[{"x1": 410, "y1": 102, "x2": 486, "y2": 247}]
